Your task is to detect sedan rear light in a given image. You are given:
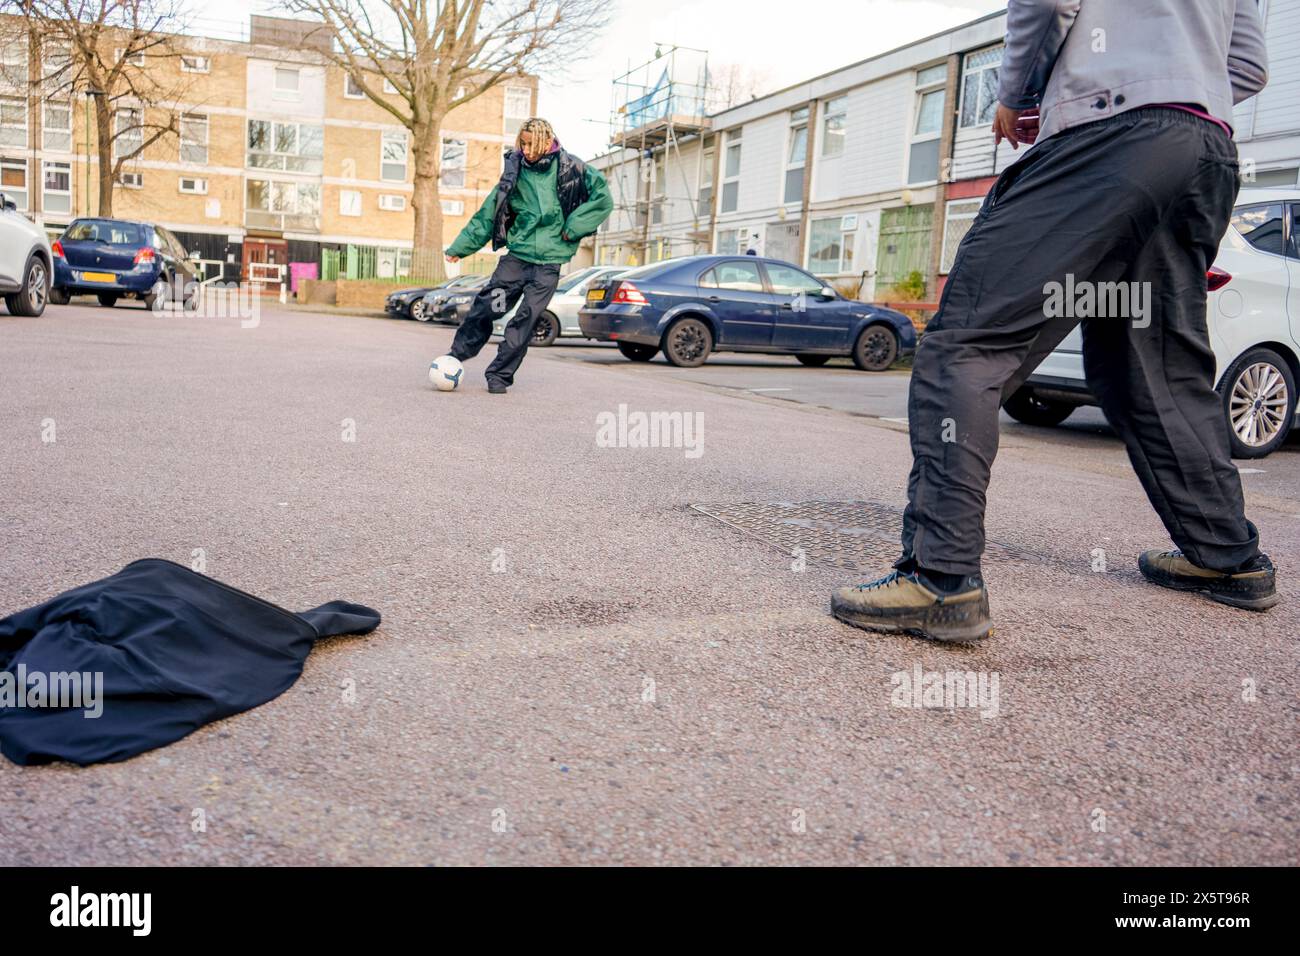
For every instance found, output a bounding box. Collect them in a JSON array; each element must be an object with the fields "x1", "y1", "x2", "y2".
[
  {"x1": 1207, "y1": 266, "x2": 1231, "y2": 291},
  {"x1": 612, "y1": 281, "x2": 648, "y2": 305},
  {"x1": 51, "y1": 240, "x2": 65, "y2": 259},
  {"x1": 134, "y1": 247, "x2": 156, "y2": 266}
]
